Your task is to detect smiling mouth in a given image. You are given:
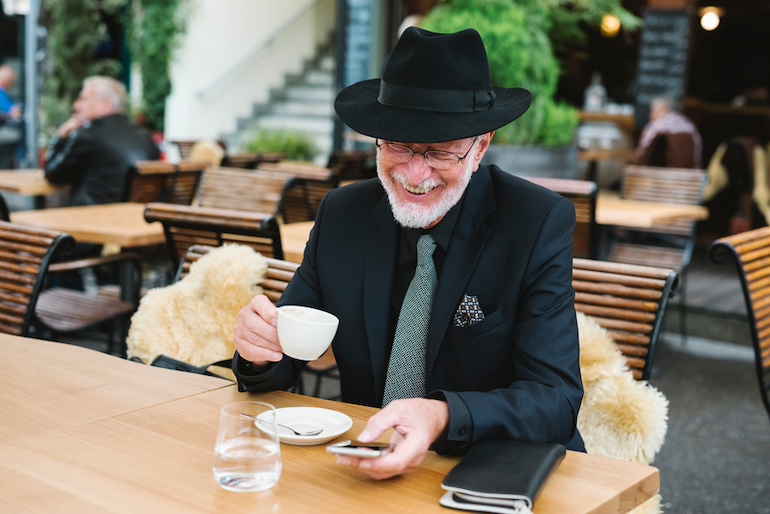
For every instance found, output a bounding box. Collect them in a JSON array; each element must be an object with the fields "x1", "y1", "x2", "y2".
[{"x1": 403, "y1": 183, "x2": 435, "y2": 194}]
